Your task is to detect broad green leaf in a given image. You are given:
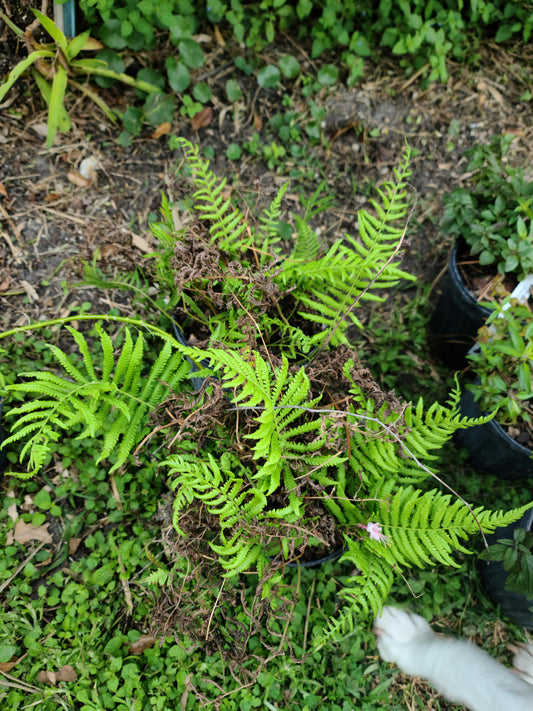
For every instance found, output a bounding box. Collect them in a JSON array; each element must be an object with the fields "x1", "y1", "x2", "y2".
[
  {"x1": 122, "y1": 106, "x2": 143, "y2": 135},
  {"x1": 0, "y1": 50, "x2": 53, "y2": 102},
  {"x1": 225, "y1": 78, "x2": 242, "y2": 101},
  {"x1": 47, "y1": 64, "x2": 68, "y2": 148},
  {"x1": 33, "y1": 9, "x2": 67, "y2": 51}
]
